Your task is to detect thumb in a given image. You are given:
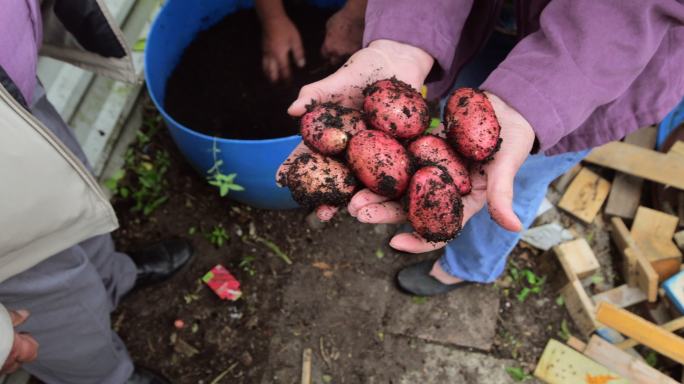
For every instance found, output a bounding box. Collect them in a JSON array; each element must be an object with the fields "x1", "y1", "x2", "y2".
[
  {"x1": 485, "y1": 161, "x2": 521, "y2": 232},
  {"x1": 287, "y1": 82, "x2": 329, "y2": 117}
]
